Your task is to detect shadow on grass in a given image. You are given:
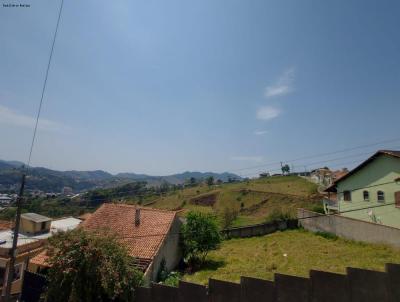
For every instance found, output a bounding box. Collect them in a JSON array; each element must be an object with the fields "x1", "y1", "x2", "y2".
[
  {"x1": 184, "y1": 259, "x2": 226, "y2": 275},
  {"x1": 201, "y1": 259, "x2": 226, "y2": 271}
]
